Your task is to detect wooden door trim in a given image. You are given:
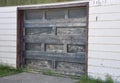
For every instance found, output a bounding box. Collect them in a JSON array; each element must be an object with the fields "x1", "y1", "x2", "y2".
[
  {"x1": 17, "y1": 9, "x2": 24, "y2": 68},
  {"x1": 18, "y1": 2, "x2": 88, "y2": 10}
]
